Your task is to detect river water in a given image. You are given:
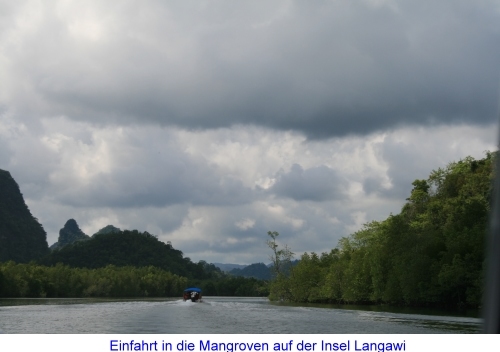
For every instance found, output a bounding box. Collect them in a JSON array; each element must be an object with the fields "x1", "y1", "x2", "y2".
[{"x1": 0, "y1": 297, "x2": 481, "y2": 334}]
